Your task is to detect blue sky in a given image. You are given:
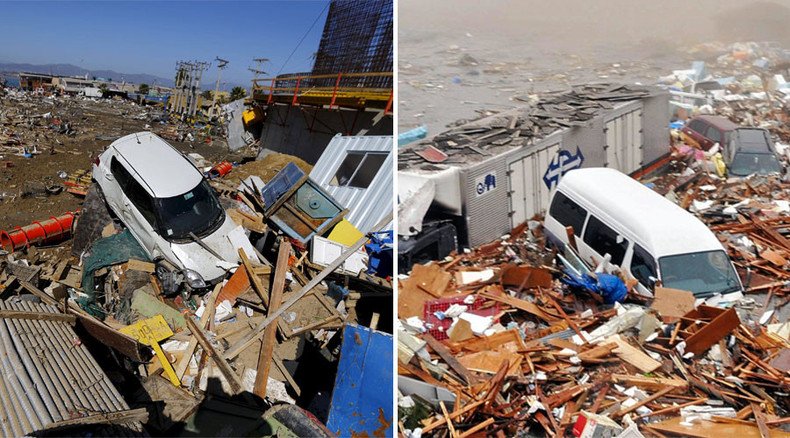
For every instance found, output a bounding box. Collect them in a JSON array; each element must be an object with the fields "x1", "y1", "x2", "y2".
[{"x1": 0, "y1": 1, "x2": 329, "y2": 89}]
